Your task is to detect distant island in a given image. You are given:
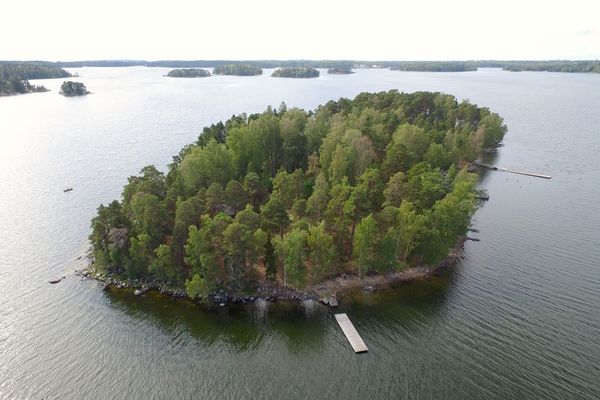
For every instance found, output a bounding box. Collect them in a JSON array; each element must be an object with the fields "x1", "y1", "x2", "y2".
[
  {"x1": 272, "y1": 67, "x2": 319, "y2": 78},
  {"x1": 390, "y1": 62, "x2": 477, "y2": 72},
  {"x1": 327, "y1": 67, "x2": 354, "y2": 74},
  {"x1": 89, "y1": 90, "x2": 506, "y2": 304},
  {"x1": 5, "y1": 59, "x2": 600, "y2": 74},
  {"x1": 167, "y1": 68, "x2": 211, "y2": 78},
  {"x1": 60, "y1": 81, "x2": 89, "y2": 96},
  {"x1": 213, "y1": 64, "x2": 262, "y2": 76},
  {"x1": 0, "y1": 62, "x2": 71, "y2": 96}
]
